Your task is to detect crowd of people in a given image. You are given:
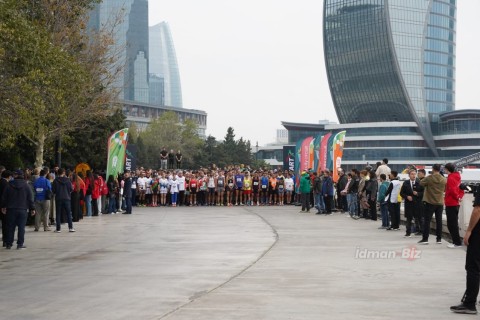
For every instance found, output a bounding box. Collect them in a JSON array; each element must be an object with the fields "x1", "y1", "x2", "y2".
[
  {"x1": 0, "y1": 158, "x2": 469, "y2": 249},
  {"x1": 2, "y1": 157, "x2": 480, "y2": 314}
]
